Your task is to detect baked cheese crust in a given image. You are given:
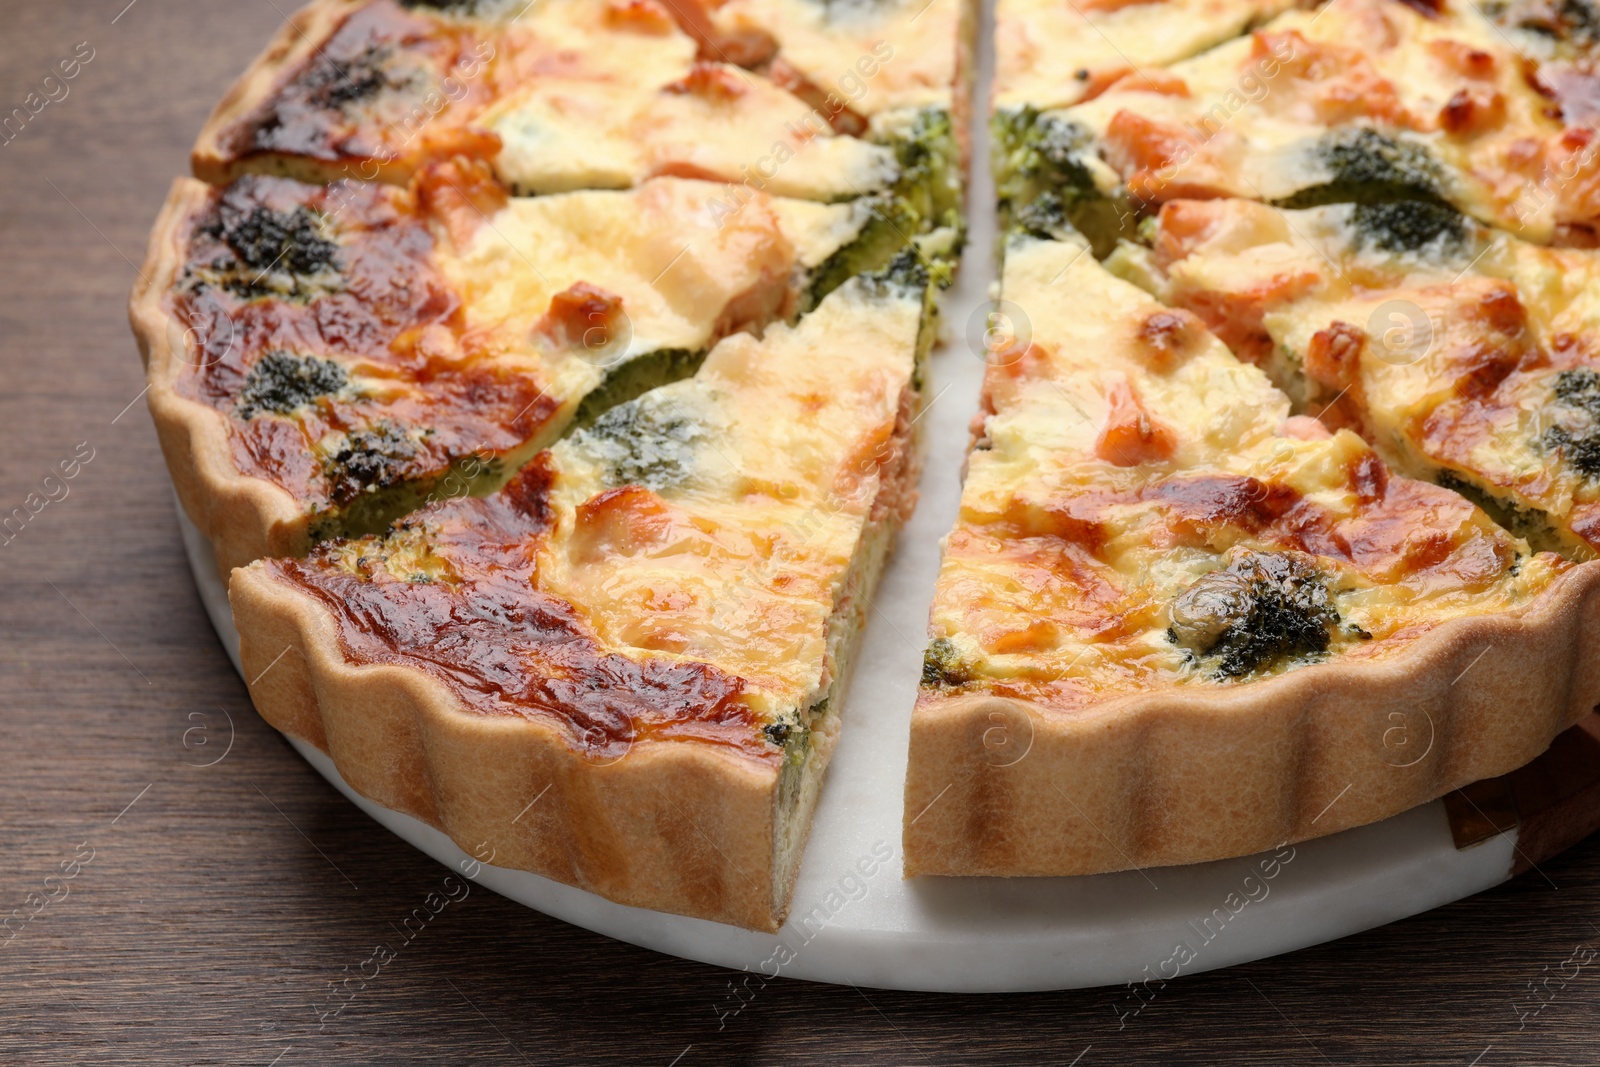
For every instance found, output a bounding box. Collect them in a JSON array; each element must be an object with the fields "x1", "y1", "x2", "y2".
[
  {"x1": 904, "y1": 235, "x2": 1600, "y2": 877},
  {"x1": 1147, "y1": 196, "x2": 1600, "y2": 558},
  {"x1": 231, "y1": 263, "x2": 933, "y2": 929},
  {"x1": 133, "y1": 164, "x2": 877, "y2": 574}
]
